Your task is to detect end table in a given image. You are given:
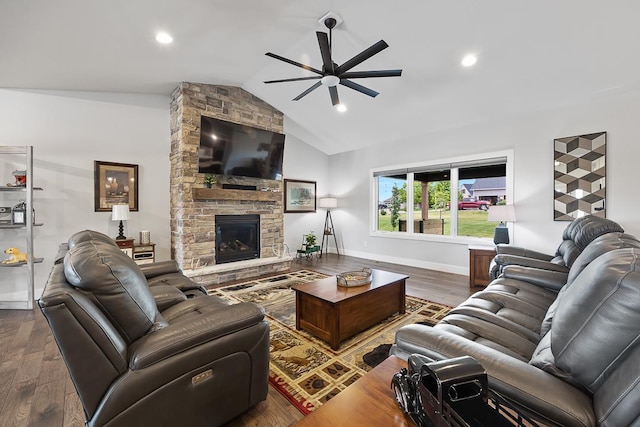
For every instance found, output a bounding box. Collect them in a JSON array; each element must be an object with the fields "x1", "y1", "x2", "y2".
[{"x1": 468, "y1": 245, "x2": 496, "y2": 288}]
